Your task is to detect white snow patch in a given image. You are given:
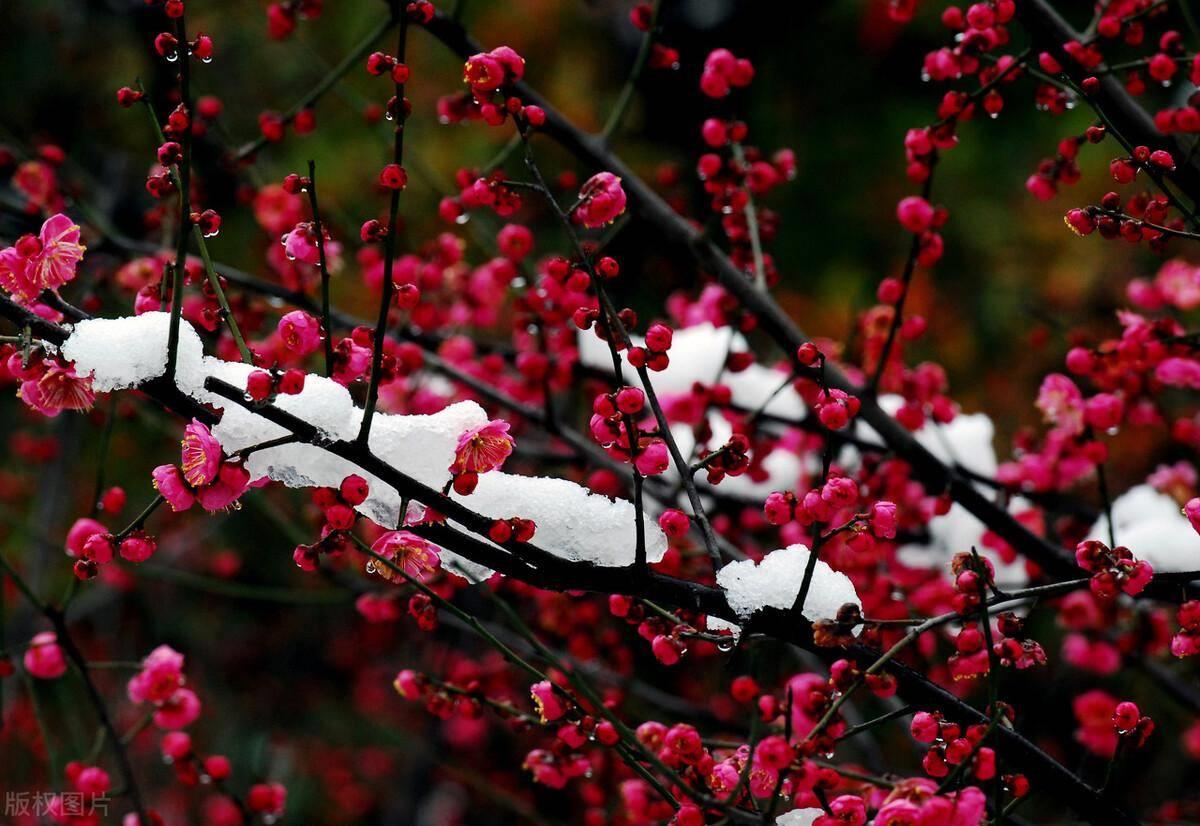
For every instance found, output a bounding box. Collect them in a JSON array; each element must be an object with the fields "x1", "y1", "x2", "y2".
[
  {"x1": 63, "y1": 315, "x2": 667, "y2": 568},
  {"x1": 716, "y1": 544, "x2": 860, "y2": 625},
  {"x1": 450, "y1": 472, "x2": 668, "y2": 567}
]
